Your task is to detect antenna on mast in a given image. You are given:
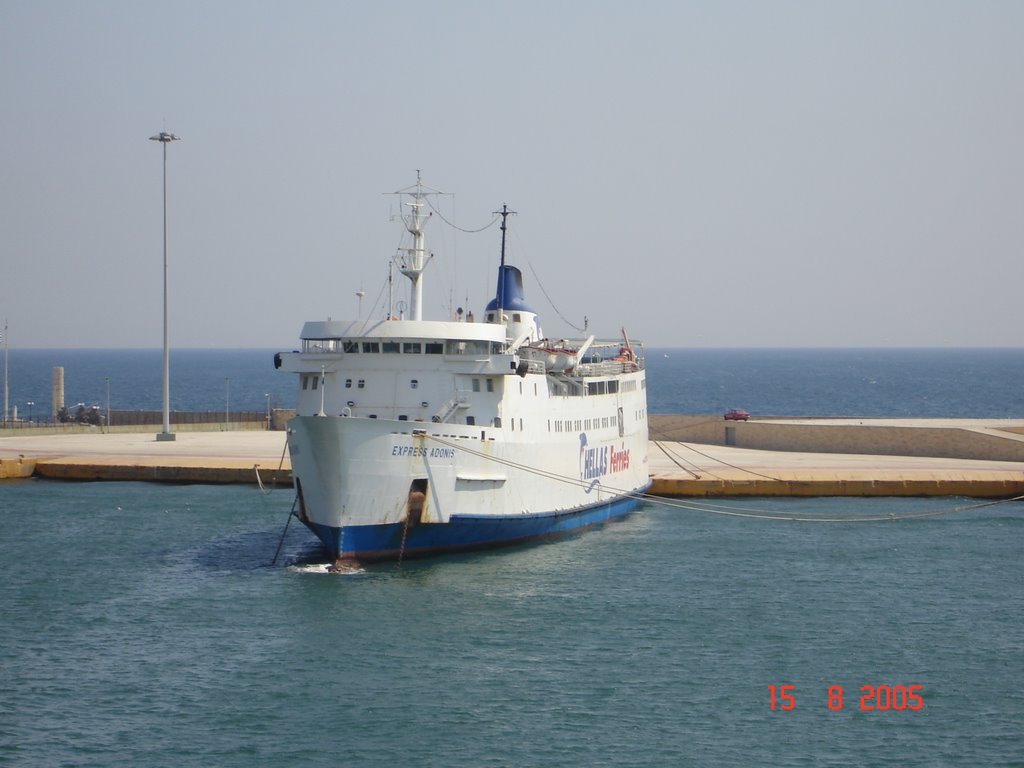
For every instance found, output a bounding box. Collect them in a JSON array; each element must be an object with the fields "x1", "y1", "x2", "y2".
[
  {"x1": 387, "y1": 261, "x2": 394, "y2": 319},
  {"x1": 493, "y1": 204, "x2": 517, "y2": 267},
  {"x1": 492, "y1": 204, "x2": 517, "y2": 315}
]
